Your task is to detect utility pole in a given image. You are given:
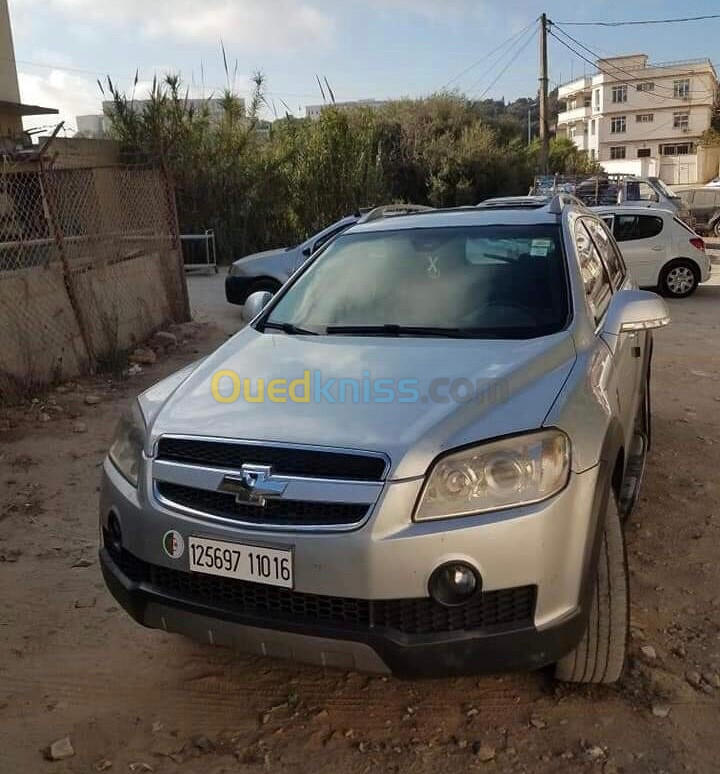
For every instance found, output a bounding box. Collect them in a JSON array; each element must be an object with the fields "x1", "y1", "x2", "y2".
[
  {"x1": 527, "y1": 106, "x2": 532, "y2": 145},
  {"x1": 538, "y1": 13, "x2": 549, "y2": 174}
]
